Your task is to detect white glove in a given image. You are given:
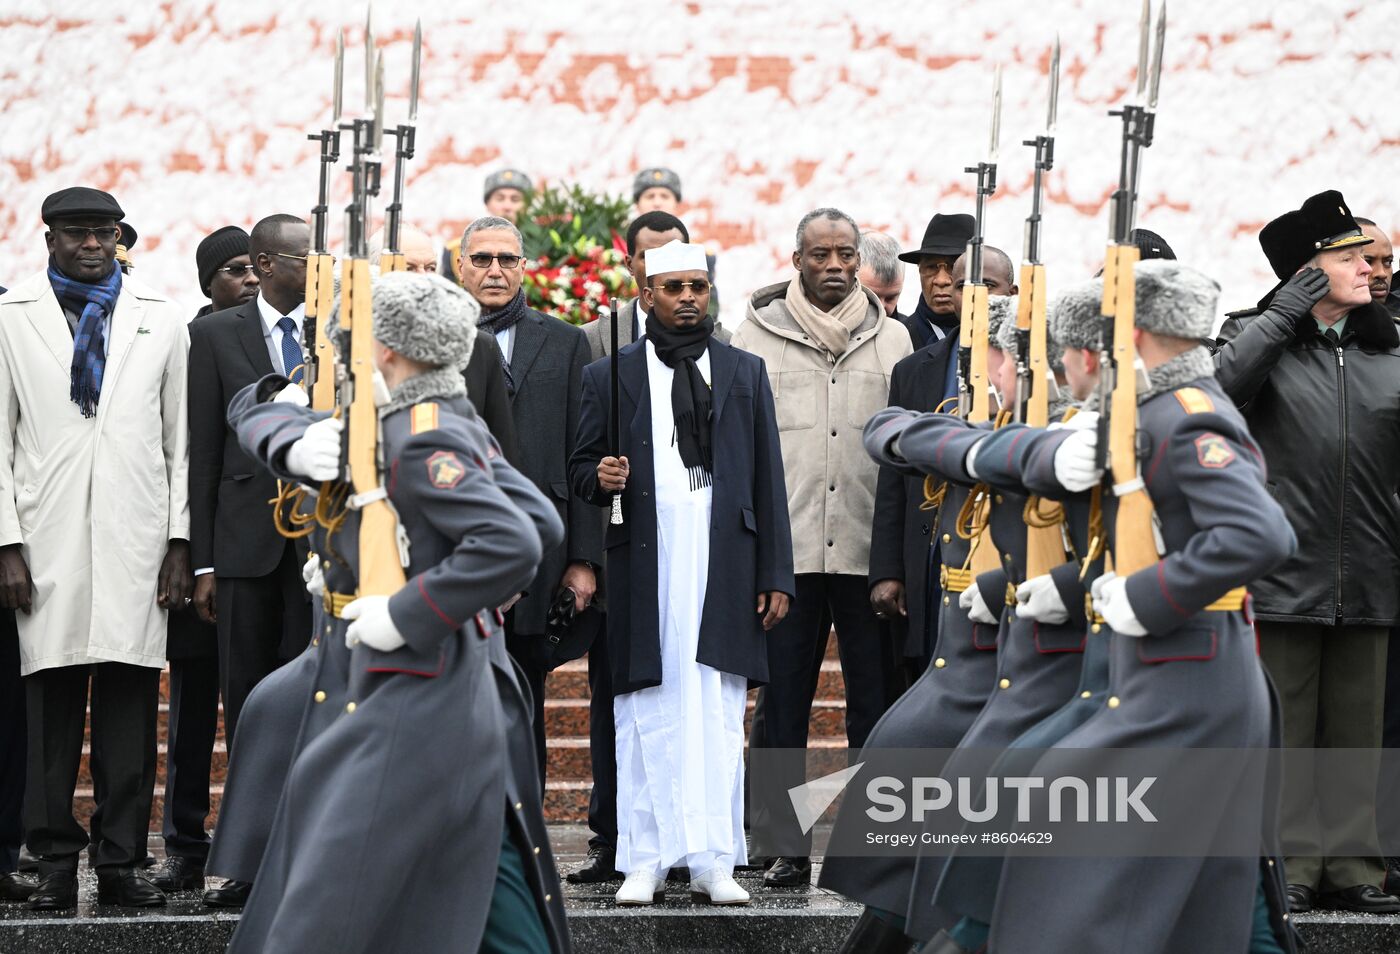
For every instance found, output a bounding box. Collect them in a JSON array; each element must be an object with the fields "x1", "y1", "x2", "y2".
[
  {"x1": 286, "y1": 416, "x2": 343, "y2": 482},
  {"x1": 1060, "y1": 409, "x2": 1099, "y2": 431},
  {"x1": 342, "y1": 594, "x2": 407, "y2": 652},
  {"x1": 1052, "y1": 428, "x2": 1103, "y2": 492},
  {"x1": 303, "y1": 554, "x2": 324, "y2": 599},
  {"x1": 1090, "y1": 572, "x2": 1148, "y2": 637},
  {"x1": 1016, "y1": 574, "x2": 1070, "y2": 624},
  {"x1": 274, "y1": 383, "x2": 309, "y2": 406},
  {"x1": 964, "y1": 437, "x2": 988, "y2": 480},
  {"x1": 959, "y1": 585, "x2": 998, "y2": 626}
]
